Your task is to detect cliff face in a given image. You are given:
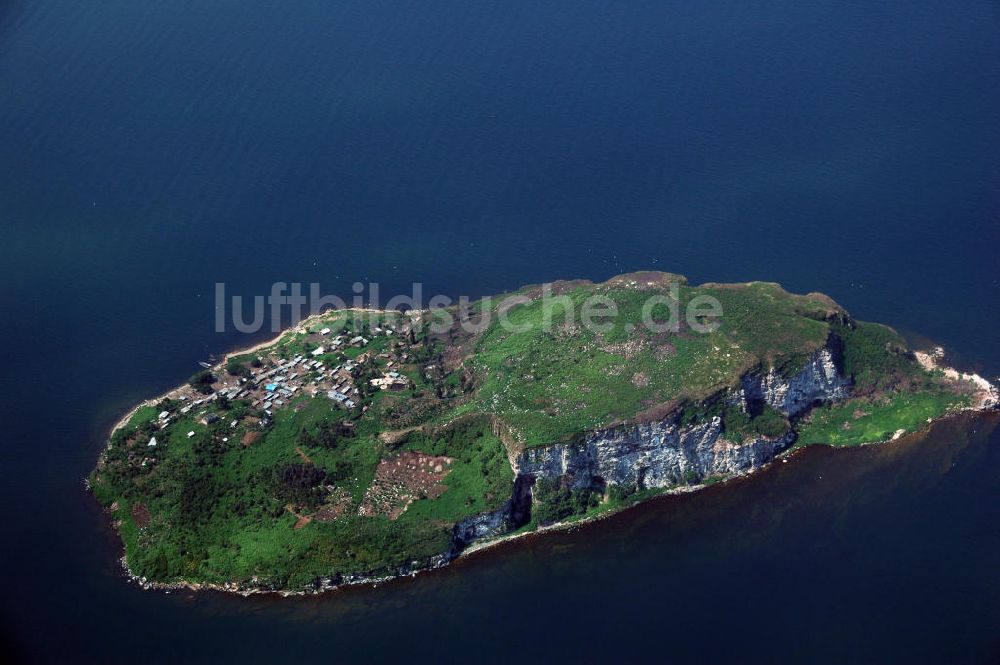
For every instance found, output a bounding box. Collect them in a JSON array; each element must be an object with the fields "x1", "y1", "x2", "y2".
[
  {"x1": 514, "y1": 347, "x2": 848, "y2": 490},
  {"x1": 738, "y1": 347, "x2": 850, "y2": 416},
  {"x1": 451, "y1": 477, "x2": 533, "y2": 550},
  {"x1": 452, "y1": 346, "x2": 850, "y2": 551},
  {"x1": 514, "y1": 416, "x2": 795, "y2": 490}
]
